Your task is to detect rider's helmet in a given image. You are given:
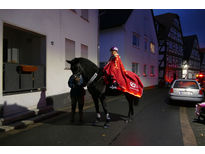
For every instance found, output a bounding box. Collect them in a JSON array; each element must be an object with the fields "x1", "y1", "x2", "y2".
[{"x1": 110, "y1": 46, "x2": 118, "y2": 52}]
